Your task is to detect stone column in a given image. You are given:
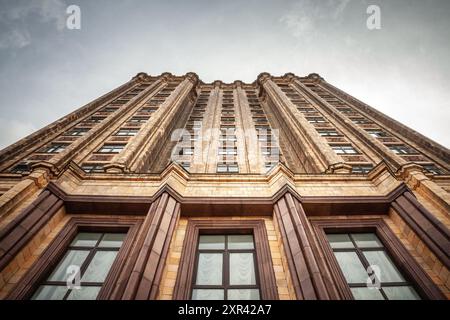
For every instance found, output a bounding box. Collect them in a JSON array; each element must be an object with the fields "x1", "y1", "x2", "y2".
[
  {"x1": 293, "y1": 78, "x2": 407, "y2": 169},
  {"x1": 110, "y1": 73, "x2": 199, "y2": 173},
  {"x1": 274, "y1": 192, "x2": 338, "y2": 299},
  {"x1": 0, "y1": 186, "x2": 64, "y2": 273},
  {"x1": 204, "y1": 81, "x2": 223, "y2": 174},
  {"x1": 113, "y1": 193, "x2": 180, "y2": 300},
  {"x1": 258, "y1": 74, "x2": 345, "y2": 173}
]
